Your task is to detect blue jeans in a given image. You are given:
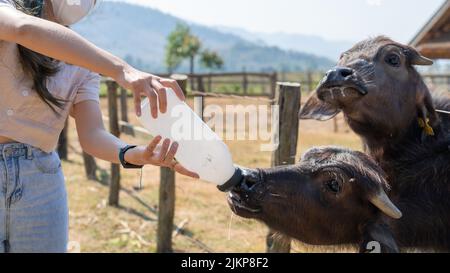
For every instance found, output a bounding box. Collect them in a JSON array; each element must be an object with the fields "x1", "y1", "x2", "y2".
[{"x1": 0, "y1": 143, "x2": 68, "y2": 253}]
